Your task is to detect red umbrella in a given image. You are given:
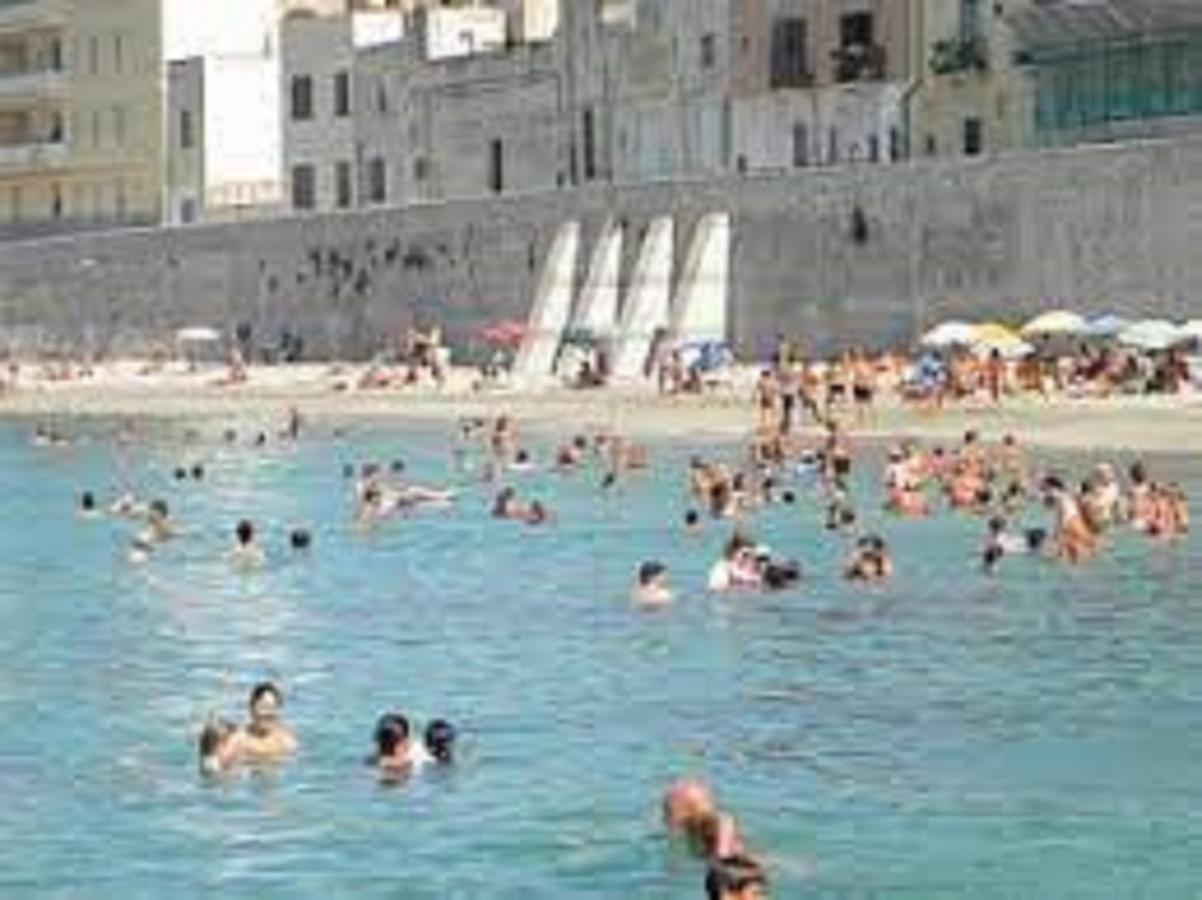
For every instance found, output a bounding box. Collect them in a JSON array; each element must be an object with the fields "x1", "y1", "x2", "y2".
[{"x1": 478, "y1": 320, "x2": 527, "y2": 348}]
